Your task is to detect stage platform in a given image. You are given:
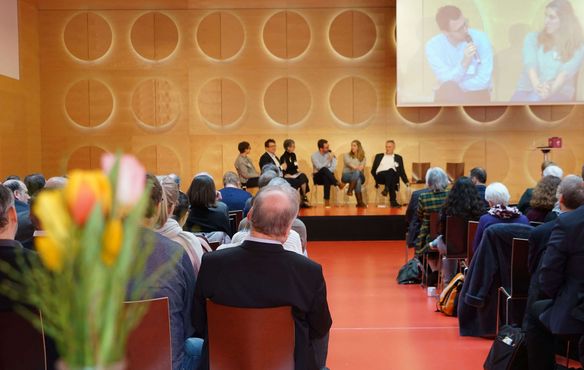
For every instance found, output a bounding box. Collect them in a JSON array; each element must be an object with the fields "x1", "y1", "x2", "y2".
[{"x1": 298, "y1": 204, "x2": 407, "y2": 241}]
